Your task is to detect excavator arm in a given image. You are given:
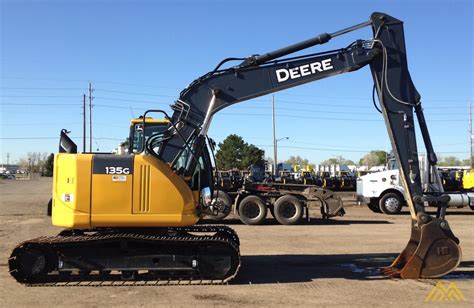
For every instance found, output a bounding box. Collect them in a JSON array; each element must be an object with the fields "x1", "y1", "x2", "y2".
[{"x1": 155, "y1": 12, "x2": 461, "y2": 278}]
